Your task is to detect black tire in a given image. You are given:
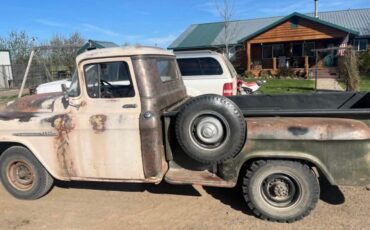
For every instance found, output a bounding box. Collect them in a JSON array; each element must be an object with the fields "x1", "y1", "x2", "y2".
[
  {"x1": 175, "y1": 94, "x2": 246, "y2": 164},
  {"x1": 242, "y1": 160, "x2": 320, "y2": 222},
  {"x1": 0, "y1": 146, "x2": 54, "y2": 200}
]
